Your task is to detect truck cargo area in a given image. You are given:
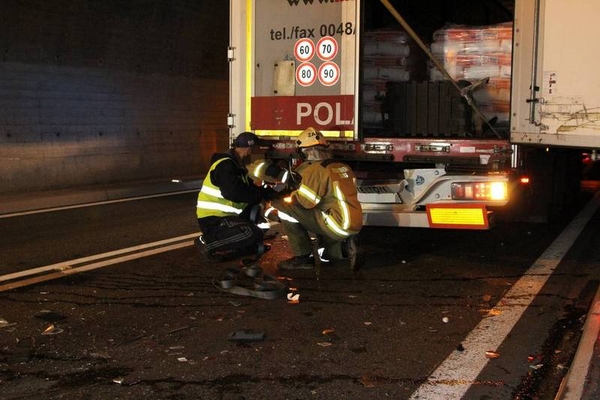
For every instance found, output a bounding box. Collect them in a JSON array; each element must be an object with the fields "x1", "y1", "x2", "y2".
[{"x1": 230, "y1": 0, "x2": 598, "y2": 228}]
